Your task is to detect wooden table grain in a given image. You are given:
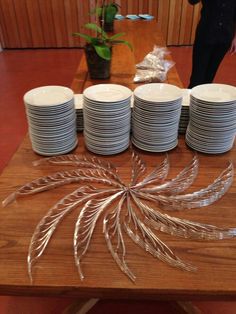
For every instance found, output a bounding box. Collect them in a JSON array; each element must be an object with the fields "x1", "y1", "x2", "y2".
[
  {"x1": 71, "y1": 19, "x2": 183, "y2": 94},
  {"x1": 0, "y1": 20, "x2": 236, "y2": 300}
]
